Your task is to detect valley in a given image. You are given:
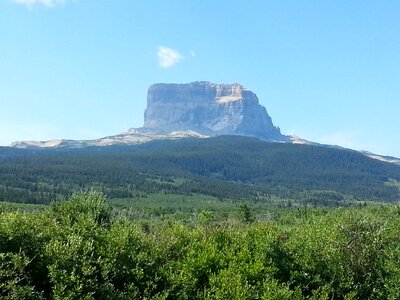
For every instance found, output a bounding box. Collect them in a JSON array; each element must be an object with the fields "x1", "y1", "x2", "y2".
[{"x1": 2, "y1": 84, "x2": 400, "y2": 300}]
